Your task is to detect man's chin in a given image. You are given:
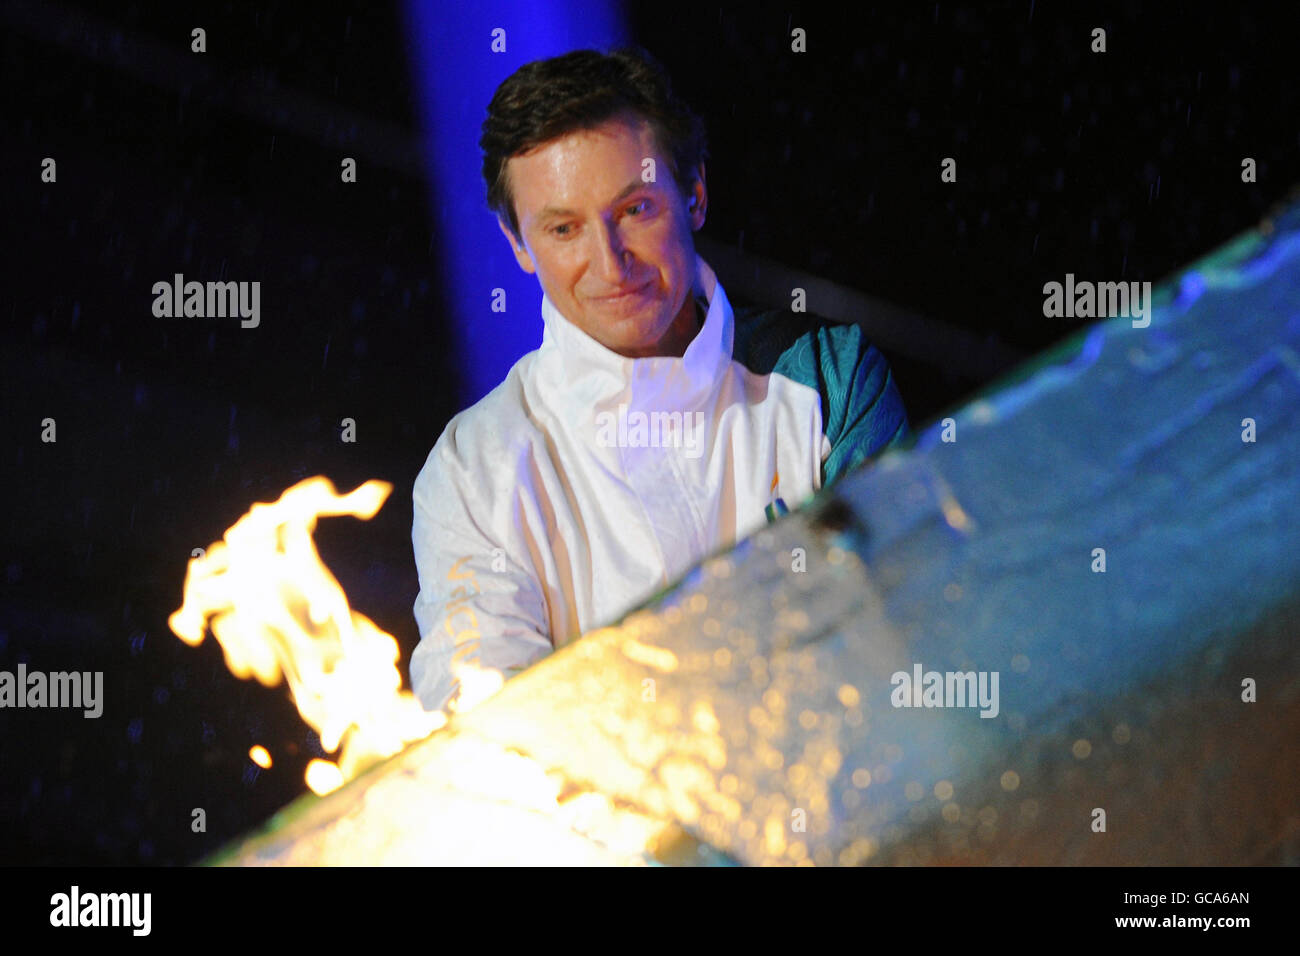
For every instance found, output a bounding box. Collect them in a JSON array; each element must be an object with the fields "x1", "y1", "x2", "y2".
[
  {"x1": 597, "y1": 318, "x2": 669, "y2": 354},
  {"x1": 602, "y1": 335, "x2": 665, "y2": 359}
]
